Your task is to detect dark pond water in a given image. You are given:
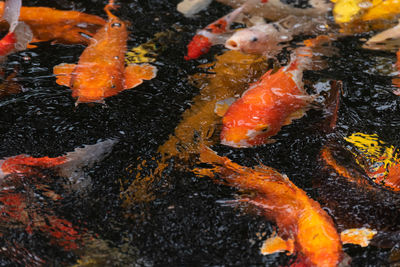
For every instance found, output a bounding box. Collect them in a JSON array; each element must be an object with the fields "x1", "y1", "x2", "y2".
[{"x1": 0, "y1": 0, "x2": 399, "y2": 266}]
